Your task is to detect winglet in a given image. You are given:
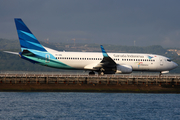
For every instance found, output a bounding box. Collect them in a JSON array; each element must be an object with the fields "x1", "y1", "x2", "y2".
[
  {"x1": 100, "y1": 45, "x2": 109, "y2": 57},
  {"x1": 100, "y1": 45, "x2": 116, "y2": 66}
]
